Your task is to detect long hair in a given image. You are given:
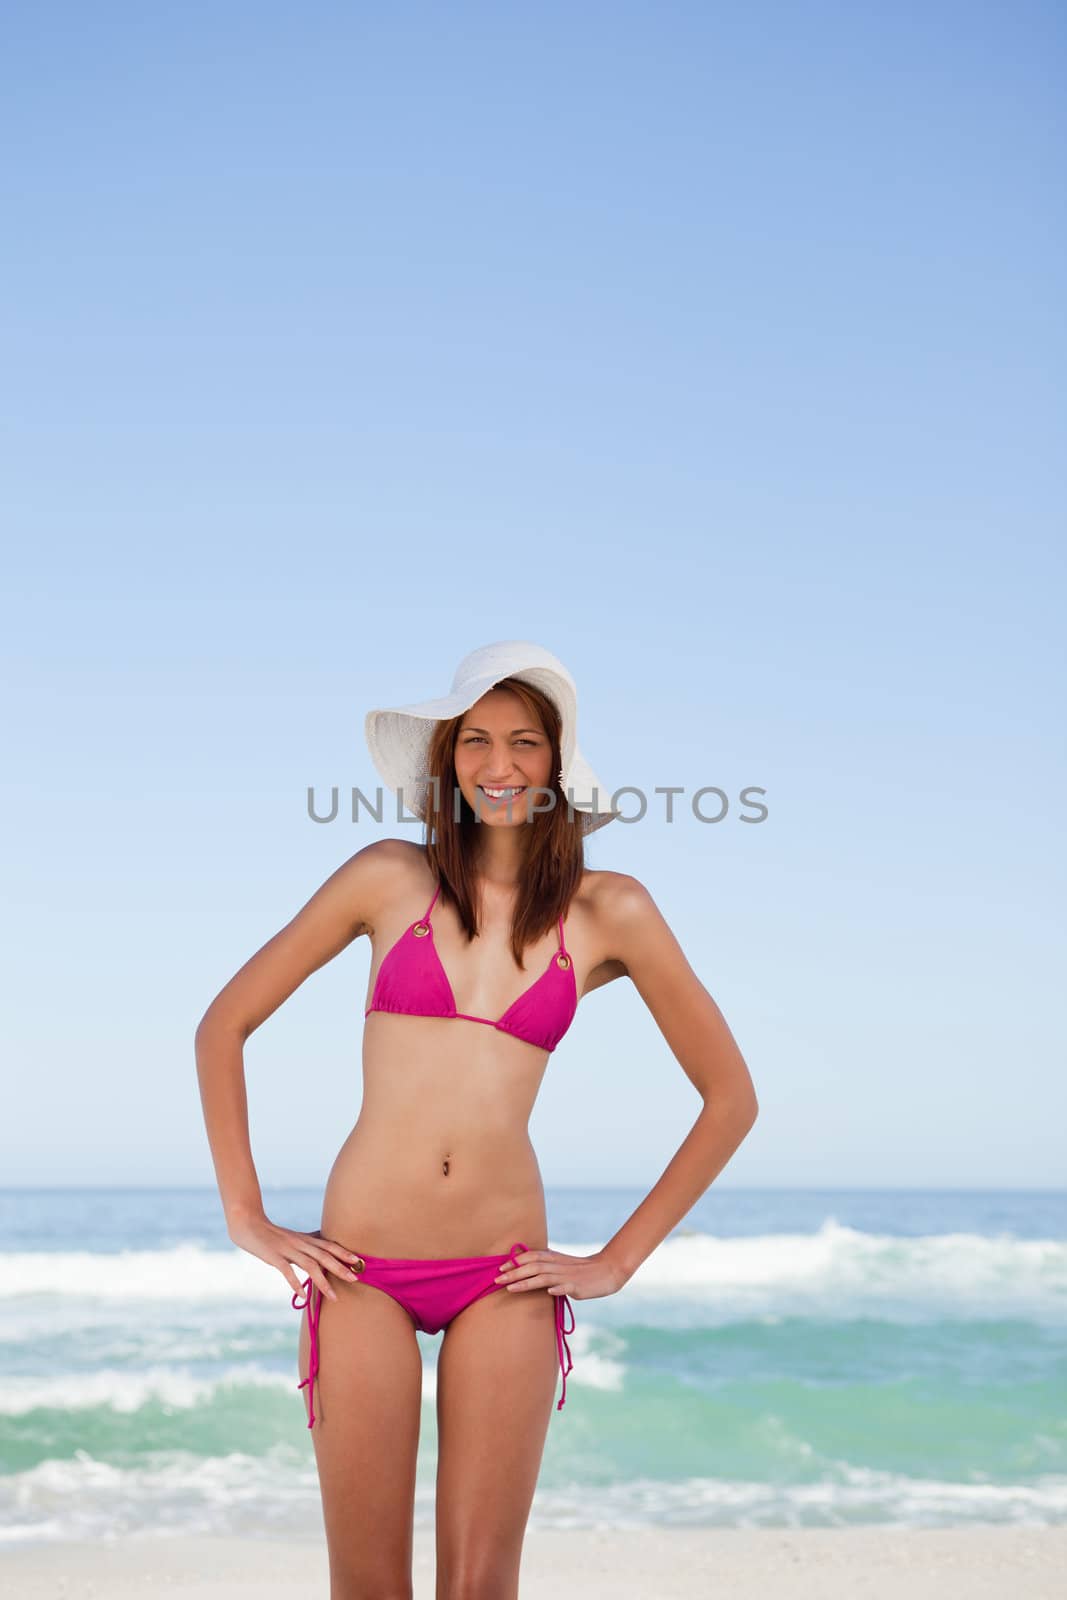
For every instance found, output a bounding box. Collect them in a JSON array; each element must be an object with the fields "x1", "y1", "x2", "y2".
[{"x1": 421, "y1": 676, "x2": 585, "y2": 967}]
